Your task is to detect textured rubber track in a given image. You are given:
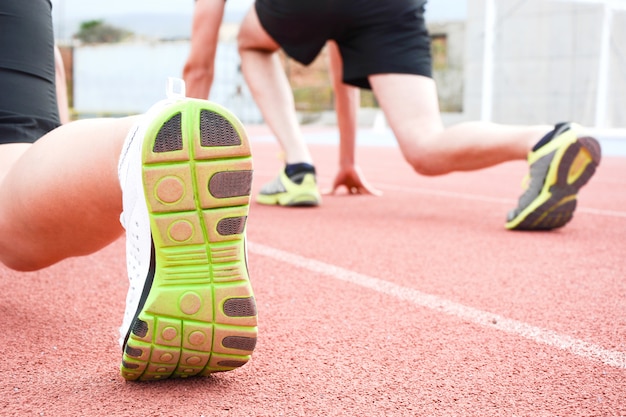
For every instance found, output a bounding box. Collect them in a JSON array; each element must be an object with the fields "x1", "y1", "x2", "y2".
[
  {"x1": 120, "y1": 100, "x2": 257, "y2": 381},
  {"x1": 506, "y1": 136, "x2": 602, "y2": 230}
]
